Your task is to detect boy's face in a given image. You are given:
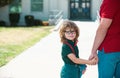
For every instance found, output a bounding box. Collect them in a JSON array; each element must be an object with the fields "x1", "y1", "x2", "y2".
[{"x1": 64, "y1": 28, "x2": 76, "y2": 41}]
